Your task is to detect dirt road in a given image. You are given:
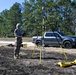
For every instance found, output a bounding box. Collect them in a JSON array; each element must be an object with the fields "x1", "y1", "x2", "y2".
[{"x1": 0, "y1": 38, "x2": 32, "y2": 42}]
